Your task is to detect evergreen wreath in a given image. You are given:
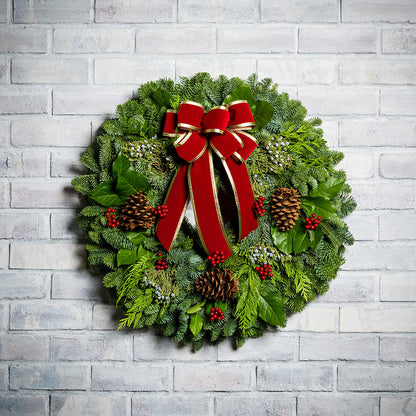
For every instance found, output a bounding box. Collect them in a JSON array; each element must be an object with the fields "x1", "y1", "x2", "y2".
[{"x1": 72, "y1": 73, "x2": 356, "y2": 350}]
